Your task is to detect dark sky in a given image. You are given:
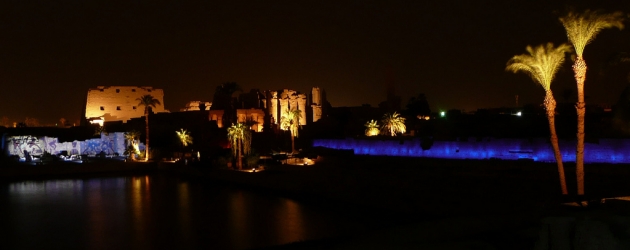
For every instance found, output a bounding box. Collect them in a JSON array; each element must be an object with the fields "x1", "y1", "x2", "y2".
[{"x1": 1, "y1": 0, "x2": 630, "y2": 124}]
